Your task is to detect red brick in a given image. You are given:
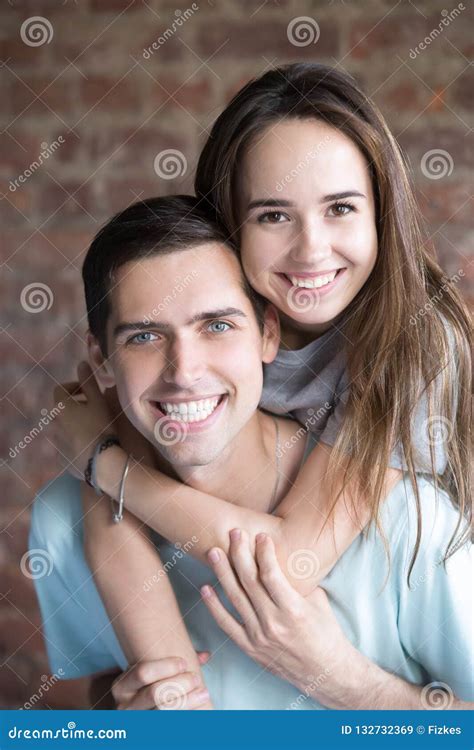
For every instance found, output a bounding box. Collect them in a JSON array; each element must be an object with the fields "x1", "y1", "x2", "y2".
[
  {"x1": 416, "y1": 181, "x2": 471, "y2": 227},
  {"x1": 79, "y1": 74, "x2": 143, "y2": 114},
  {"x1": 8, "y1": 74, "x2": 76, "y2": 117},
  {"x1": 194, "y1": 19, "x2": 340, "y2": 59},
  {"x1": 0, "y1": 610, "x2": 44, "y2": 656},
  {"x1": 144, "y1": 75, "x2": 214, "y2": 115}
]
